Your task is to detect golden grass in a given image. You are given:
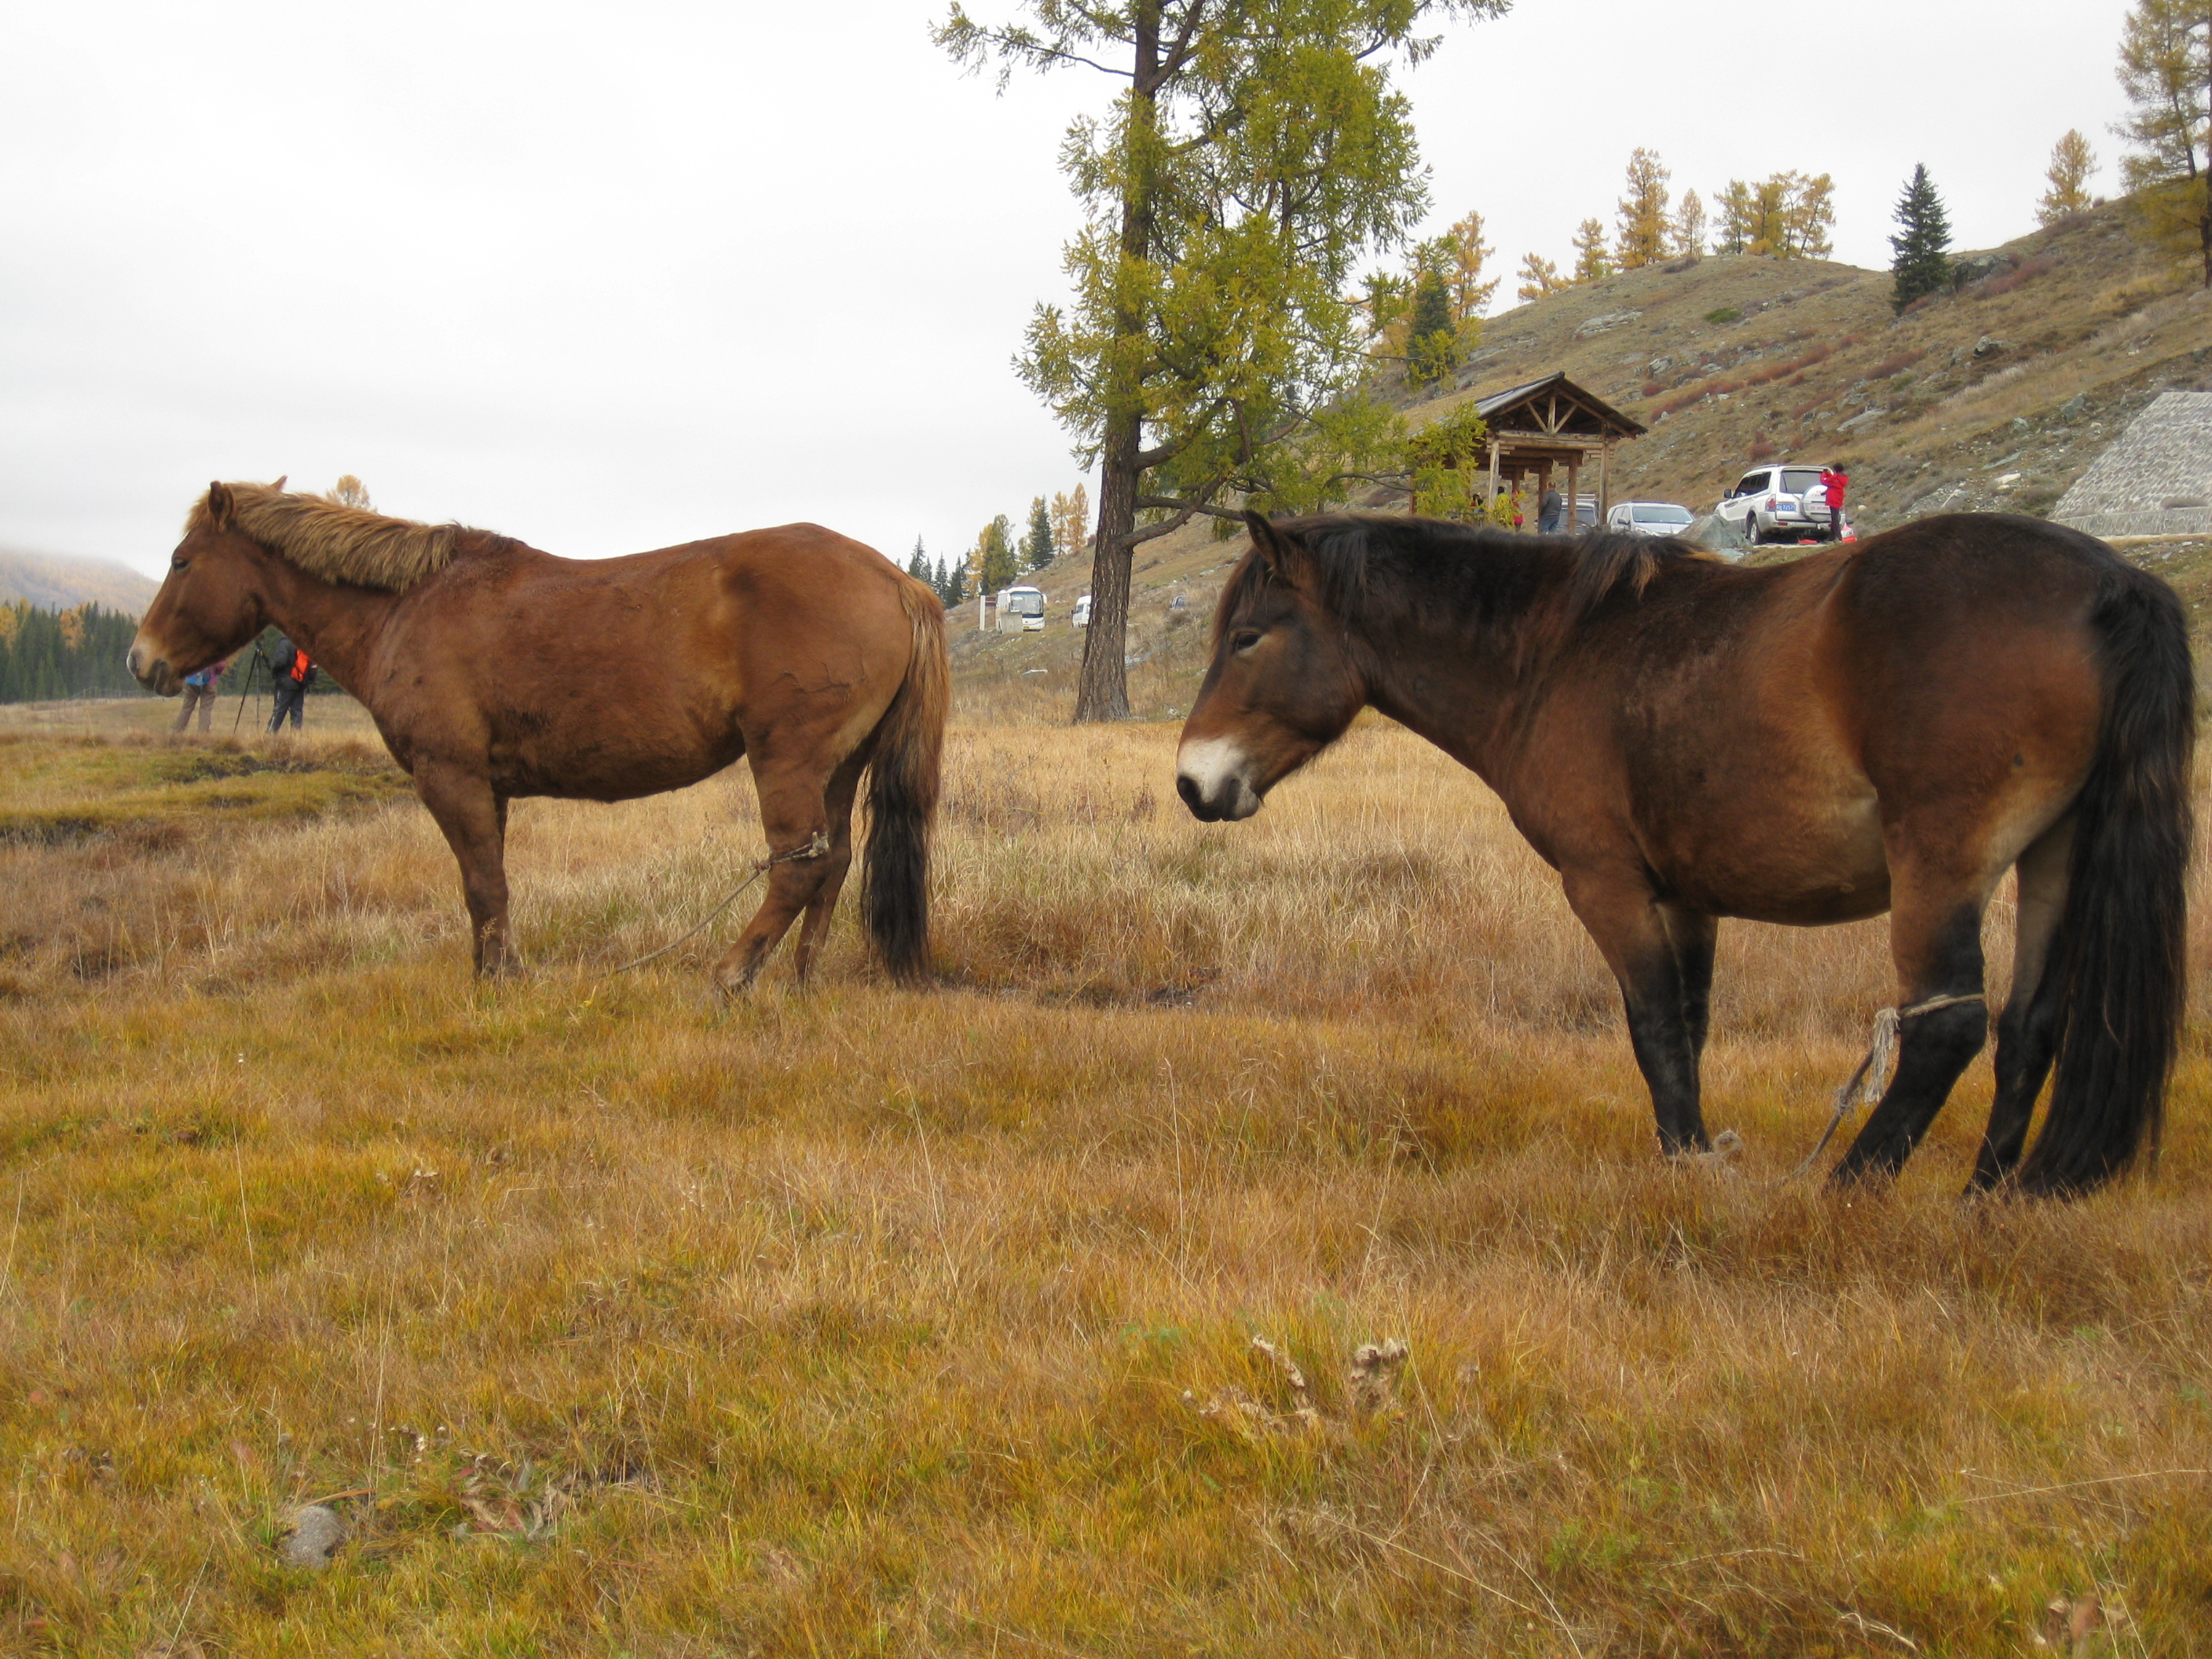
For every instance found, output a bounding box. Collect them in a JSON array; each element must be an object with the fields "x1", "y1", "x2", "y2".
[{"x1": 2, "y1": 701, "x2": 2210, "y2": 1654}]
